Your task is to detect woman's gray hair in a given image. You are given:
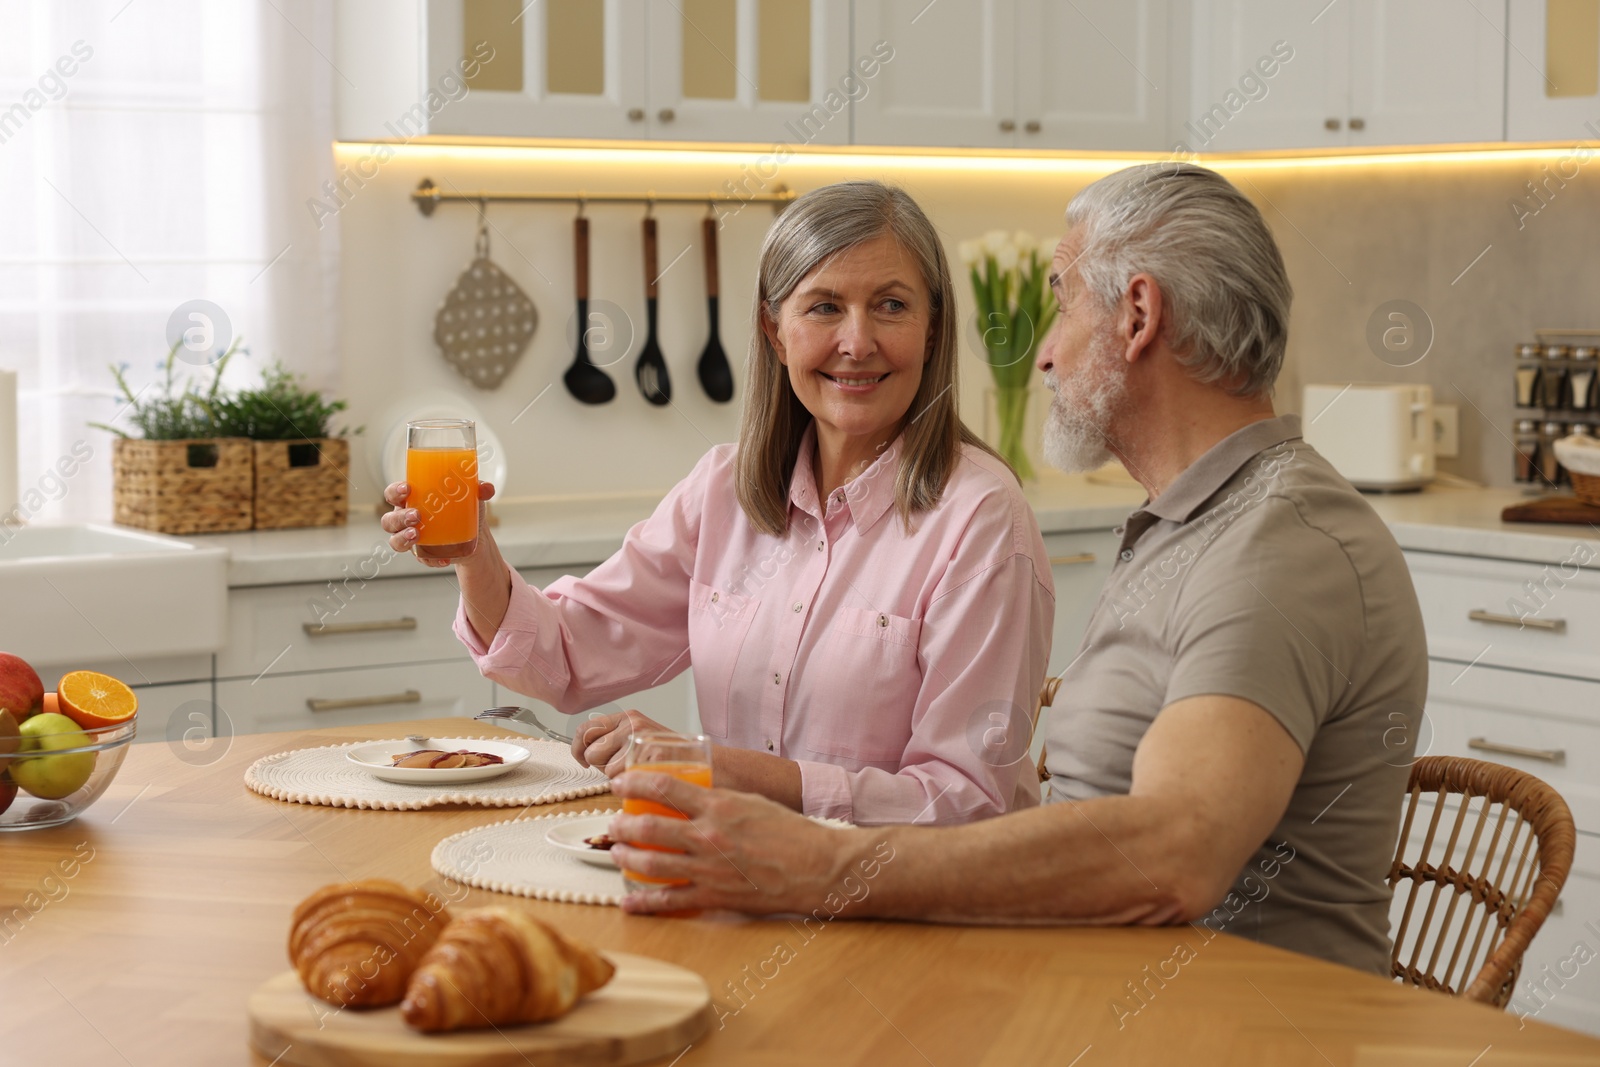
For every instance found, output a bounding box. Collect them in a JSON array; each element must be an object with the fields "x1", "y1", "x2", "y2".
[{"x1": 1066, "y1": 163, "x2": 1292, "y2": 397}]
